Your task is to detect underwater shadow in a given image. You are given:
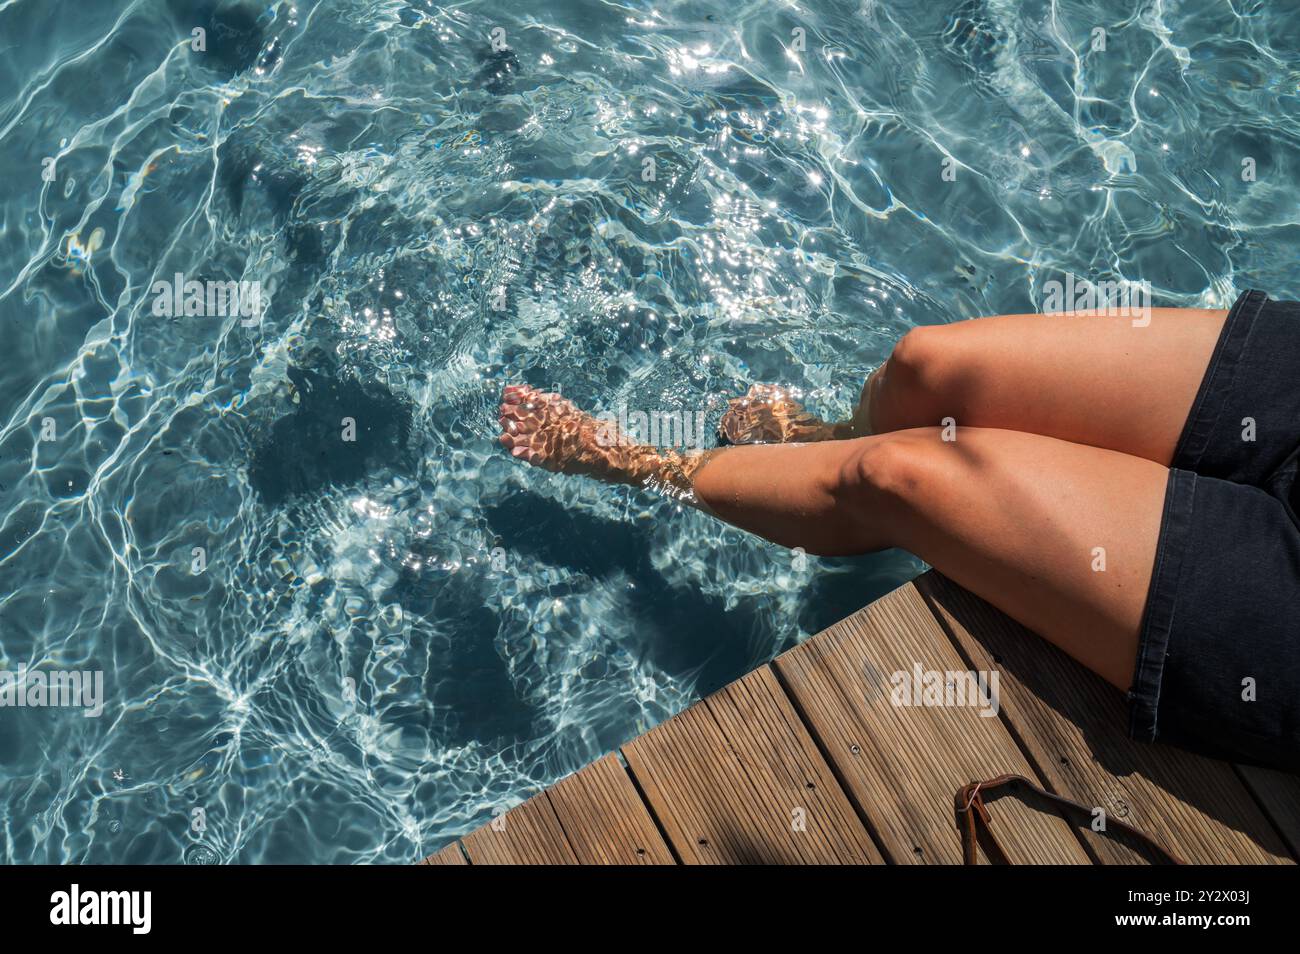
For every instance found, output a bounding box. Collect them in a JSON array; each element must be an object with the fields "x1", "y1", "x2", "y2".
[
  {"x1": 484, "y1": 490, "x2": 787, "y2": 697},
  {"x1": 168, "y1": 0, "x2": 276, "y2": 78},
  {"x1": 247, "y1": 359, "x2": 413, "y2": 505},
  {"x1": 797, "y1": 553, "x2": 921, "y2": 644}
]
